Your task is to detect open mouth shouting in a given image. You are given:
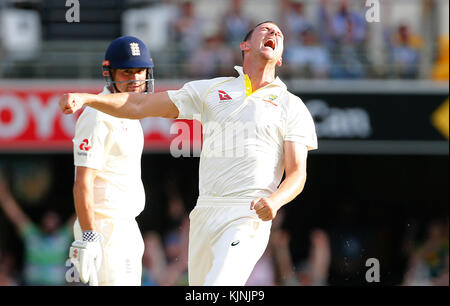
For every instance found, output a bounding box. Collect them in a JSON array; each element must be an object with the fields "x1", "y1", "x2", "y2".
[{"x1": 263, "y1": 38, "x2": 276, "y2": 51}]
